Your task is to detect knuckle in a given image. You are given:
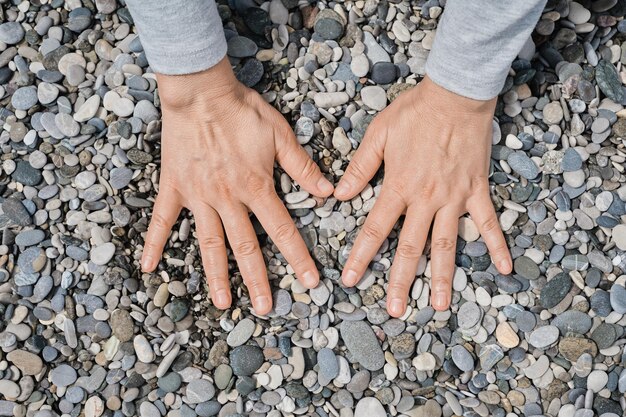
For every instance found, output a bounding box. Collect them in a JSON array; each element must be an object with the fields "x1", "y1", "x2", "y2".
[
  {"x1": 432, "y1": 237, "x2": 455, "y2": 252},
  {"x1": 233, "y1": 240, "x2": 259, "y2": 257},
  {"x1": 396, "y1": 241, "x2": 421, "y2": 259},
  {"x1": 347, "y1": 159, "x2": 367, "y2": 182},
  {"x1": 199, "y1": 235, "x2": 225, "y2": 250},
  {"x1": 213, "y1": 173, "x2": 232, "y2": 198},
  {"x1": 244, "y1": 277, "x2": 267, "y2": 293},
  {"x1": 245, "y1": 175, "x2": 273, "y2": 201},
  {"x1": 150, "y1": 211, "x2": 171, "y2": 231},
  {"x1": 418, "y1": 180, "x2": 436, "y2": 200},
  {"x1": 481, "y1": 215, "x2": 500, "y2": 233},
  {"x1": 361, "y1": 223, "x2": 384, "y2": 243},
  {"x1": 274, "y1": 222, "x2": 298, "y2": 245},
  {"x1": 387, "y1": 281, "x2": 408, "y2": 295},
  {"x1": 299, "y1": 158, "x2": 319, "y2": 182}
]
